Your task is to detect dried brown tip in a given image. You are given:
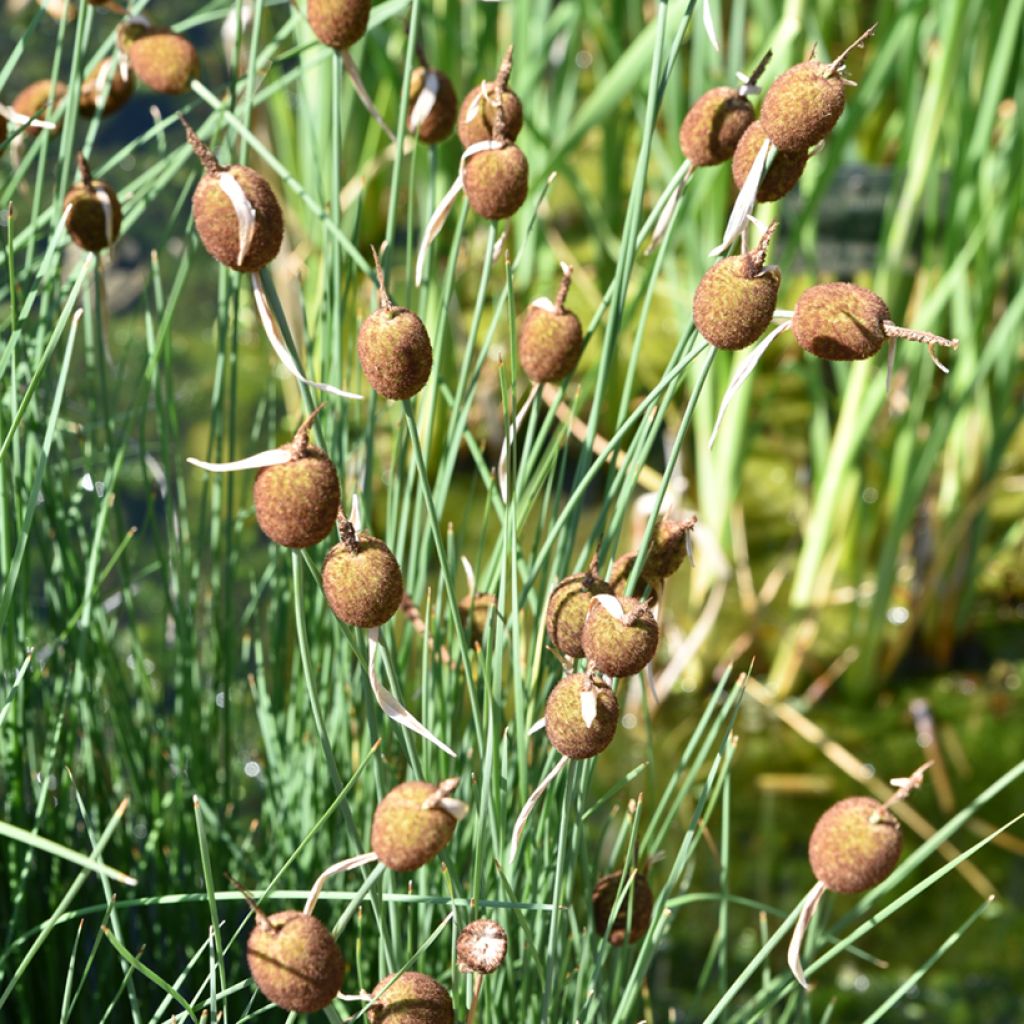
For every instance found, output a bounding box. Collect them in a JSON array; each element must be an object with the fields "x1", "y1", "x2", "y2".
[
  {"x1": 495, "y1": 45, "x2": 514, "y2": 92},
  {"x1": 76, "y1": 152, "x2": 92, "y2": 185},
  {"x1": 179, "y1": 115, "x2": 221, "y2": 176},
  {"x1": 882, "y1": 322, "x2": 959, "y2": 350},
  {"x1": 747, "y1": 50, "x2": 773, "y2": 86},
  {"x1": 554, "y1": 264, "x2": 573, "y2": 313},
  {"x1": 825, "y1": 24, "x2": 877, "y2": 78},
  {"x1": 492, "y1": 94, "x2": 509, "y2": 145},
  {"x1": 335, "y1": 508, "x2": 359, "y2": 551},
  {"x1": 370, "y1": 245, "x2": 393, "y2": 311},
  {"x1": 225, "y1": 873, "x2": 273, "y2": 929},
  {"x1": 415, "y1": 40, "x2": 430, "y2": 69},
  {"x1": 289, "y1": 403, "x2": 326, "y2": 453},
  {"x1": 747, "y1": 221, "x2": 777, "y2": 273}
]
